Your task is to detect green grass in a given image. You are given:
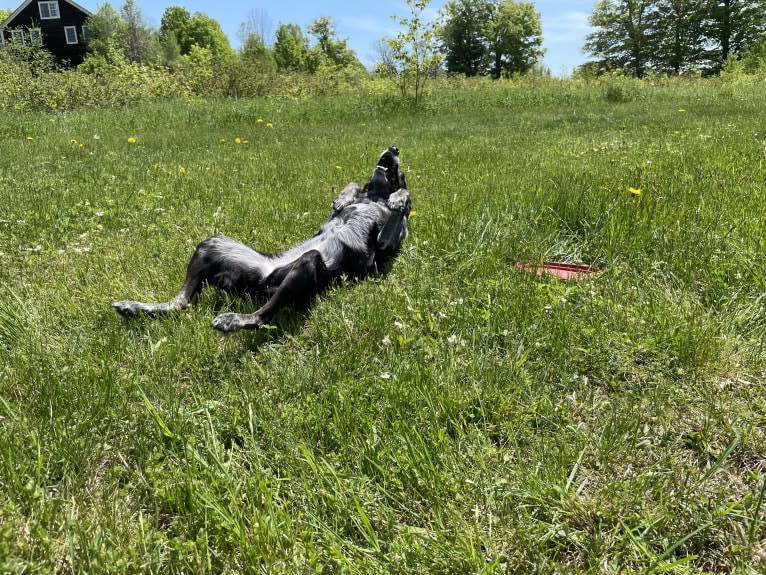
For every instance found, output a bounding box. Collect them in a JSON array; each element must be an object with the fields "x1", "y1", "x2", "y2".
[{"x1": 1, "y1": 80, "x2": 766, "y2": 573}]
